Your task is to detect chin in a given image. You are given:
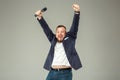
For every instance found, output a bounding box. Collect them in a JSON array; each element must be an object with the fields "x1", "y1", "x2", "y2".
[{"x1": 57, "y1": 39, "x2": 63, "y2": 42}]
